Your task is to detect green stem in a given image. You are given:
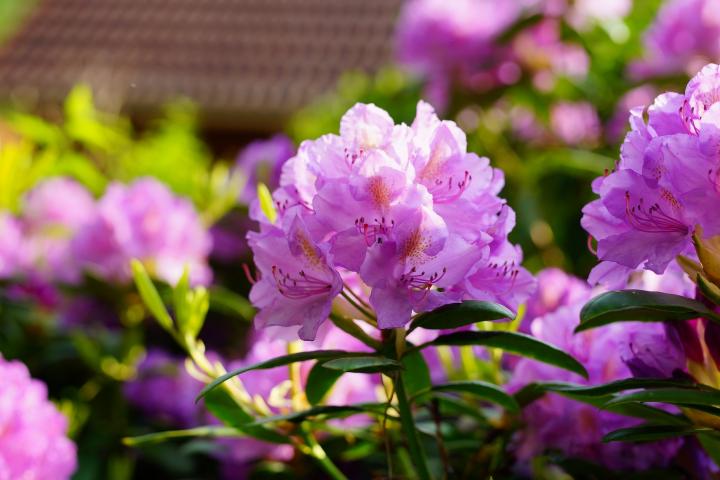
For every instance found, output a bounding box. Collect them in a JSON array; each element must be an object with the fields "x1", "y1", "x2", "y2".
[
  {"x1": 299, "y1": 424, "x2": 349, "y2": 480},
  {"x1": 387, "y1": 328, "x2": 432, "y2": 480},
  {"x1": 394, "y1": 372, "x2": 432, "y2": 480}
]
